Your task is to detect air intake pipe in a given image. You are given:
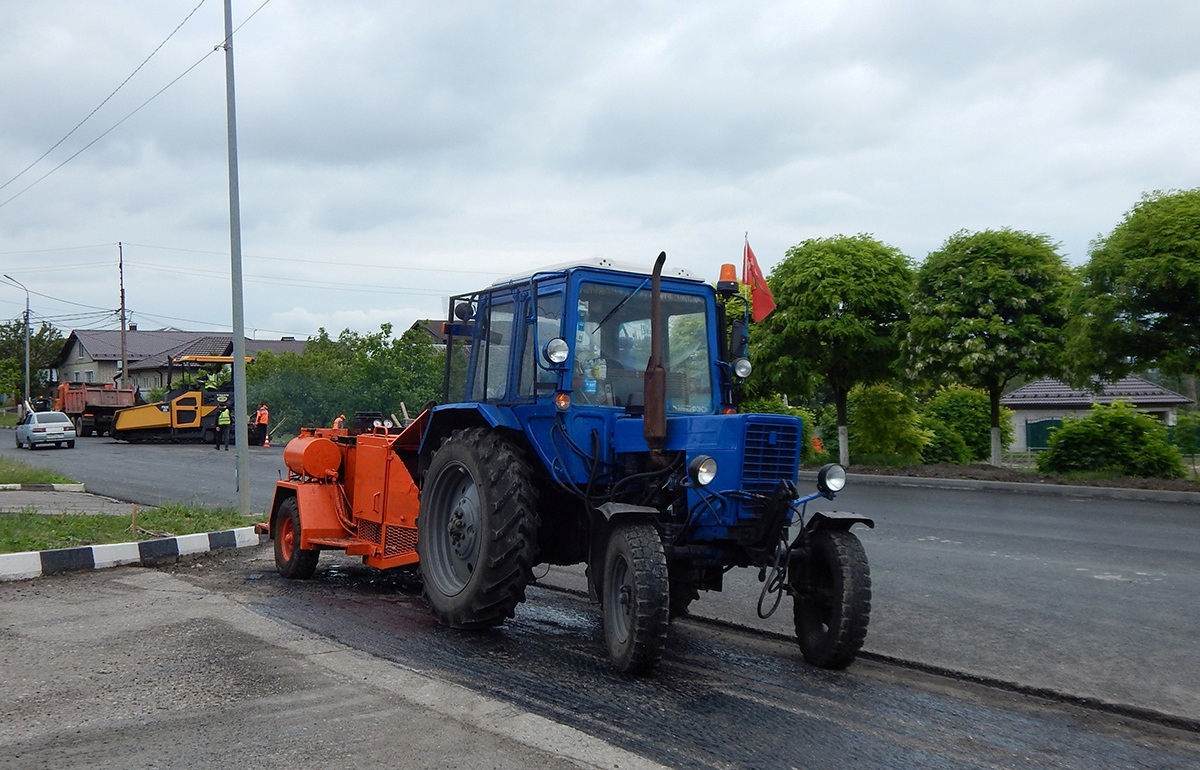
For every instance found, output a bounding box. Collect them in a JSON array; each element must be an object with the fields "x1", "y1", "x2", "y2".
[{"x1": 643, "y1": 251, "x2": 667, "y2": 467}]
